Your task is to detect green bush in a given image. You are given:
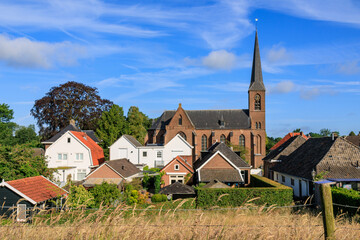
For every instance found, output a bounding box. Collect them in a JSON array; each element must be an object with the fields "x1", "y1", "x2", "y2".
[
  {"x1": 151, "y1": 194, "x2": 167, "y2": 203},
  {"x1": 332, "y1": 187, "x2": 360, "y2": 215},
  {"x1": 67, "y1": 185, "x2": 95, "y2": 208},
  {"x1": 89, "y1": 182, "x2": 121, "y2": 207},
  {"x1": 196, "y1": 175, "x2": 293, "y2": 208}
]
